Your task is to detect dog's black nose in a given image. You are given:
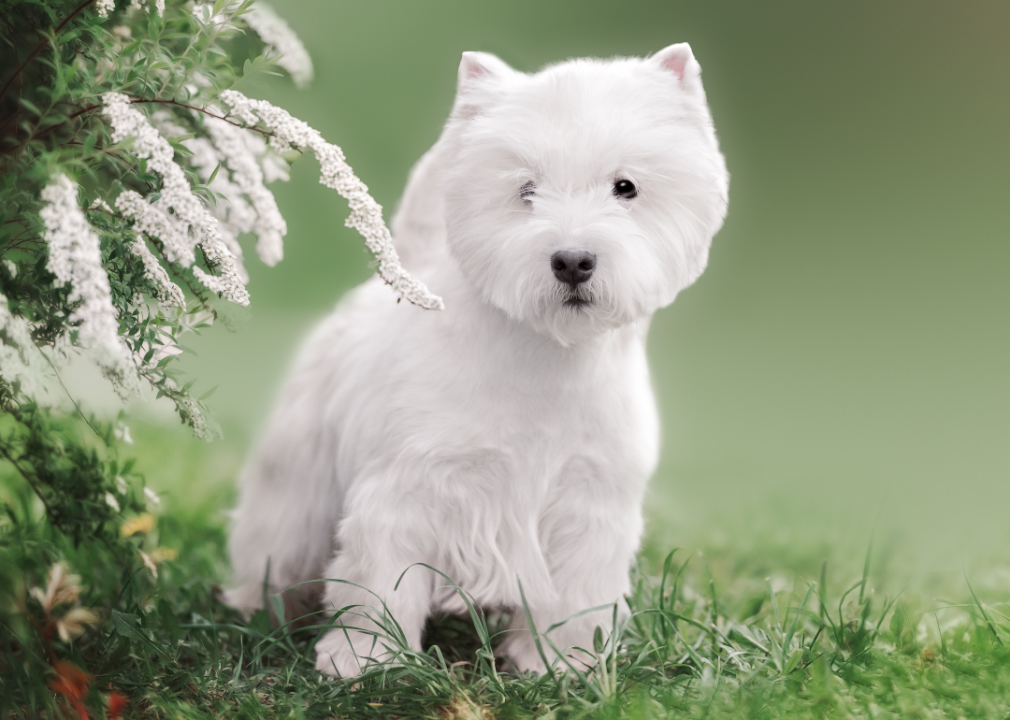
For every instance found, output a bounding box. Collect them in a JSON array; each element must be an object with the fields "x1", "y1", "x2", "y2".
[{"x1": 550, "y1": 250, "x2": 596, "y2": 287}]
